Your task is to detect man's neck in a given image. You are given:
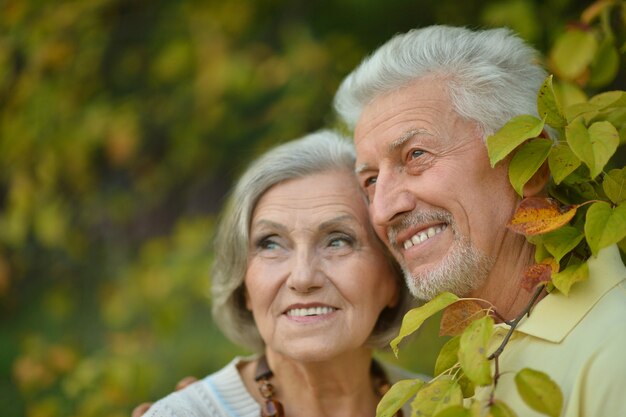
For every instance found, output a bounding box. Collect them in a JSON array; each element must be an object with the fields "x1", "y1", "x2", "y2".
[{"x1": 471, "y1": 236, "x2": 540, "y2": 321}]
